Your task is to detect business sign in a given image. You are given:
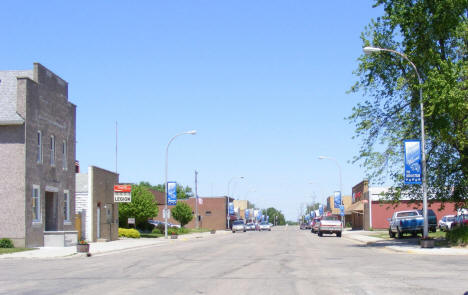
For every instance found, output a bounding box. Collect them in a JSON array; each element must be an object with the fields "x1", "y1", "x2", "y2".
[
  {"x1": 334, "y1": 191, "x2": 341, "y2": 208},
  {"x1": 114, "y1": 185, "x2": 132, "y2": 202},
  {"x1": 319, "y1": 204, "x2": 324, "y2": 216},
  {"x1": 167, "y1": 181, "x2": 177, "y2": 205},
  {"x1": 228, "y1": 202, "x2": 235, "y2": 215},
  {"x1": 339, "y1": 205, "x2": 345, "y2": 217},
  {"x1": 404, "y1": 140, "x2": 422, "y2": 184},
  {"x1": 128, "y1": 217, "x2": 135, "y2": 224}
]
